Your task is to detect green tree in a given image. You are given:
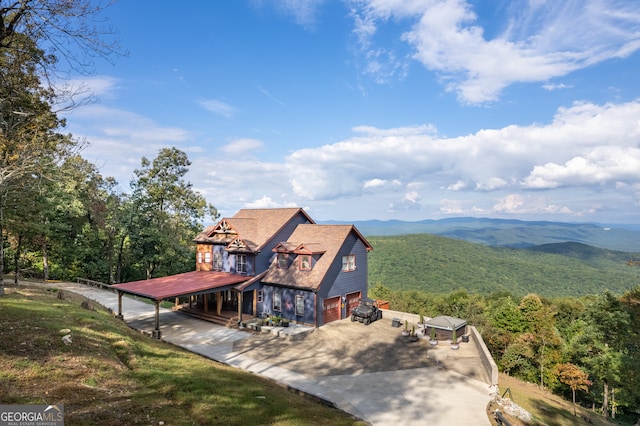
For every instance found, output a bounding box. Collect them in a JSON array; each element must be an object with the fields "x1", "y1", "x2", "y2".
[
  {"x1": 0, "y1": 34, "x2": 75, "y2": 291},
  {"x1": 484, "y1": 296, "x2": 526, "y2": 359},
  {"x1": 1, "y1": 0, "x2": 120, "y2": 293},
  {"x1": 127, "y1": 148, "x2": 217, "y2": 280},
  {"x1": 571, "y1": 291, "x2": 630, "y2": 418},
  {"x1": 518, "y1": 294, "x2": 562, "y2": 388}
]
